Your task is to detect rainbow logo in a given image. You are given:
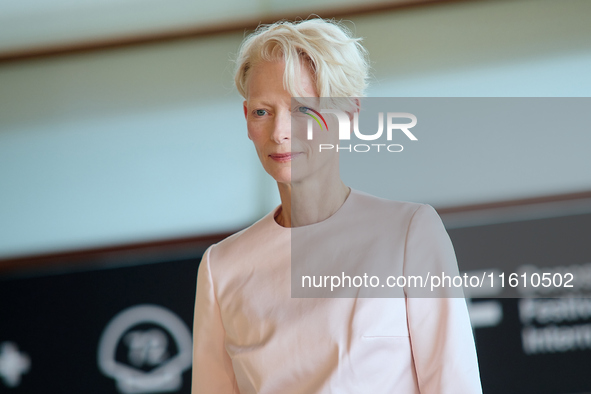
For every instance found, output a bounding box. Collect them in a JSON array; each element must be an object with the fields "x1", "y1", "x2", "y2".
[{"x1": 300, "y1": 106, "x2": 329, "y2": 131}]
